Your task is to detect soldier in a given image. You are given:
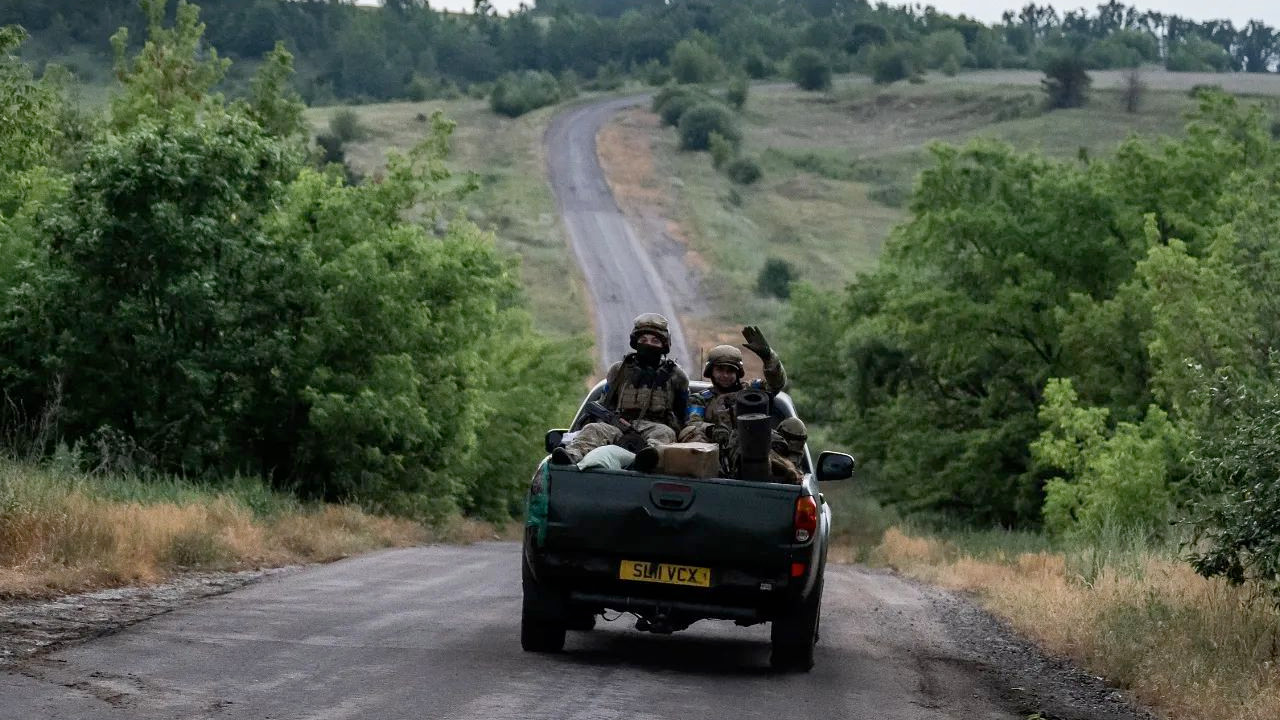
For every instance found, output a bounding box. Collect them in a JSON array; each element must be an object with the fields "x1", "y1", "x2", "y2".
[
  {"x1": 680, "y1": 326, "x2": 787, "y2": 446},
  {"x1": 551, "y1": 313, "x2": 689, "y2": 465},
  {"x1": 774, "y1": 416, "x2": 808, "y2": 469}
]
